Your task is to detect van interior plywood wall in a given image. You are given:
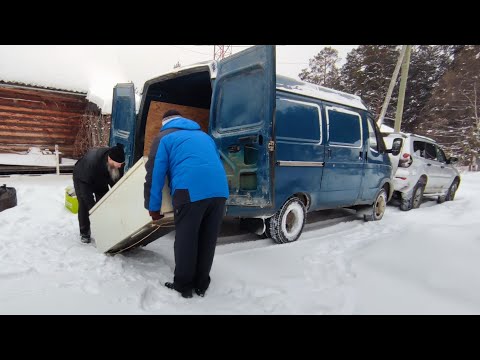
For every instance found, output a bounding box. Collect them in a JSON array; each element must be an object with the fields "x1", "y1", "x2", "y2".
[{"x1": 143, "y1": 101, "x2": 210, "y2": 156}]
